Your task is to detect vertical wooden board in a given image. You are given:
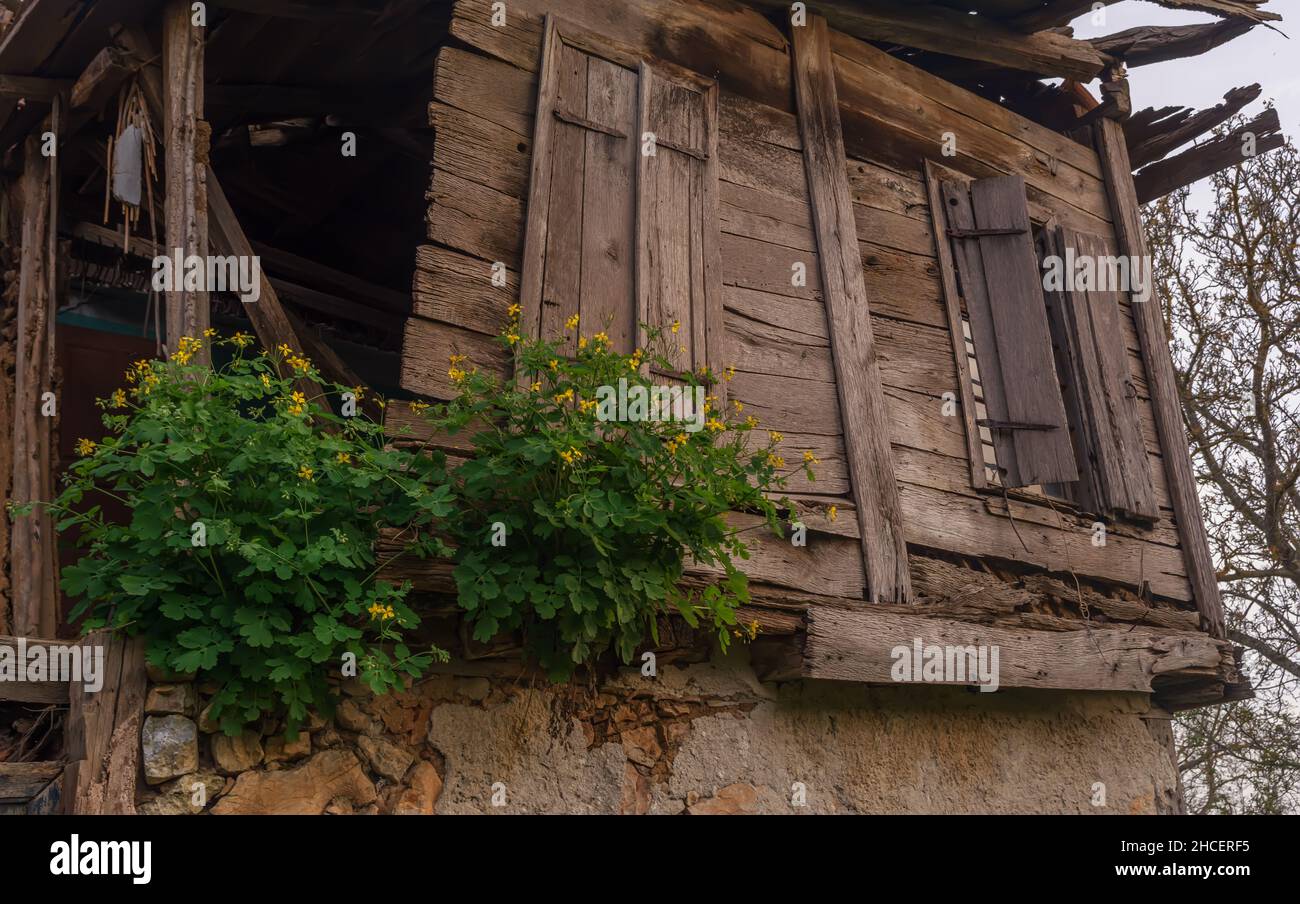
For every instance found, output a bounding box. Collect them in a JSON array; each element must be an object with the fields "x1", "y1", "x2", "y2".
[
  {"x1": 699, "y1": 81, "x2": 726, "y2": 392},
  {"x1": 1094, "y1": 118, "x2": 1223, "y2": 637},
  {"x1": 1079, "y1": 231, "x2": 1157, "y2": 519},
  {"x1": 970, "y1": 174, "x2": 1077, "y2": 487},
  {"x1": 924, "y1": 162, "x2": 985, "y2": 490},
  {"x1": 518, "y1": 17, "x2": 562, "y2": 345},
  {"x1": 940, "y1": 178, "x2": 1018, "y2": 483},
  {"x1": 540, "y1": 42, "x2": 588, "y2": 352},
  {"x1": 792, "y1": 16, "x2": 912, "y2": 604},
  {"x1": 578, "y1": 56, "x2": 637, "y2": 350}
]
